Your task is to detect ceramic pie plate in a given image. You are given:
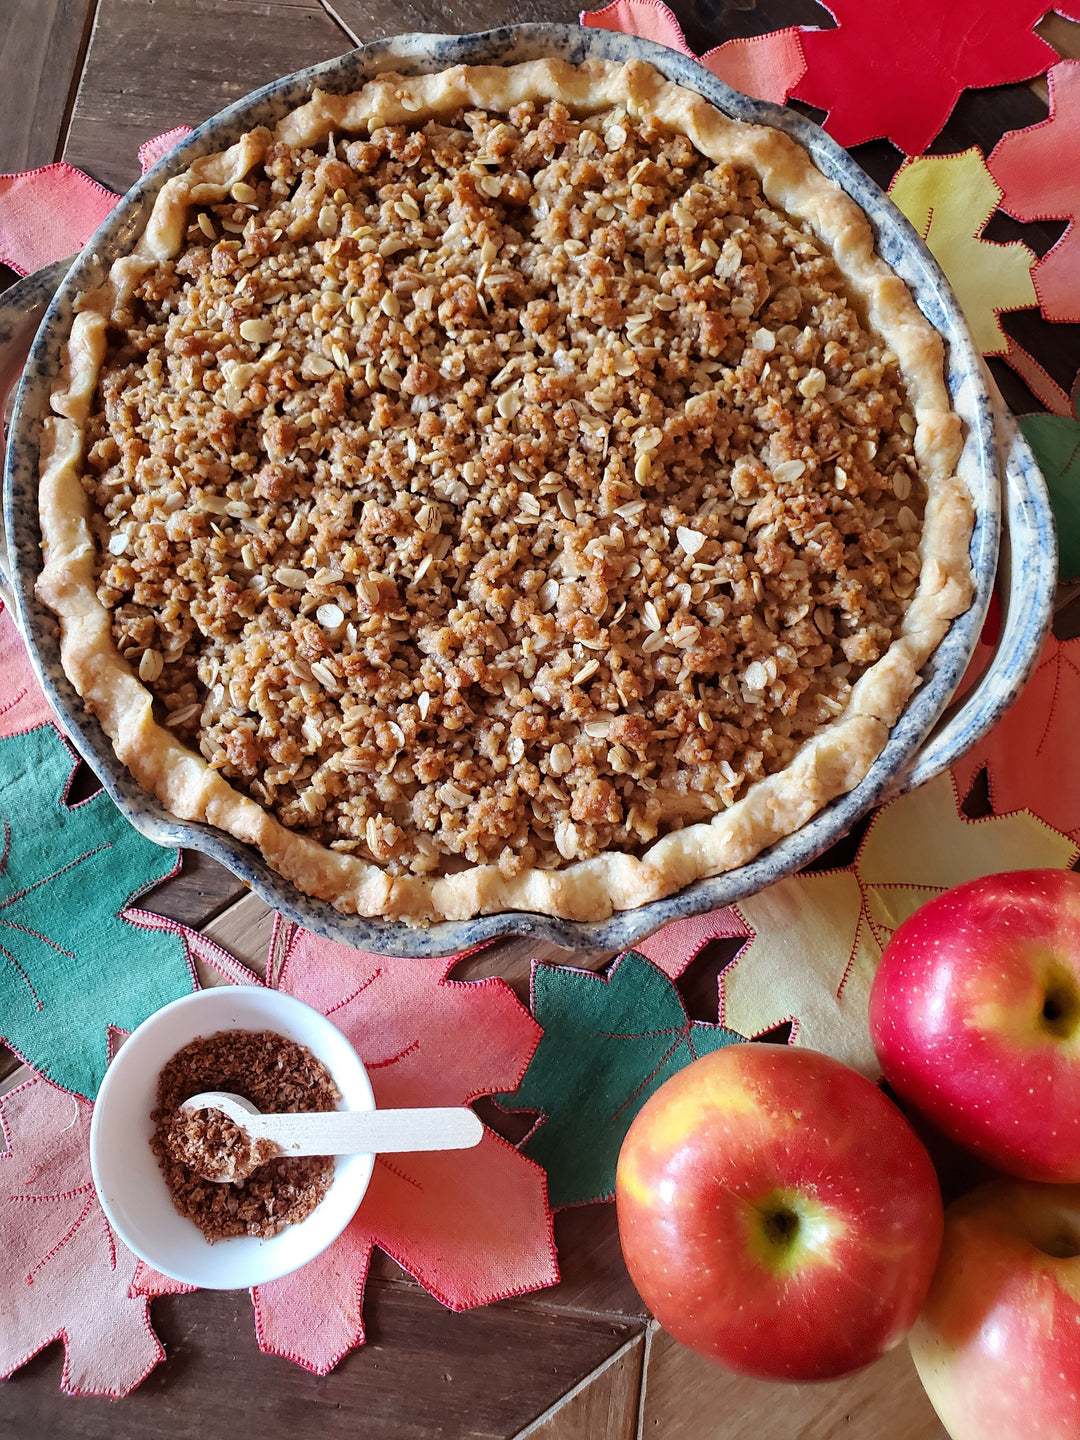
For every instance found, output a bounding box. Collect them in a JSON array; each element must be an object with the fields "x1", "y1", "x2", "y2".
[{"x1": 1, "y1": 25, "x2": 1054, "y2": 956}]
